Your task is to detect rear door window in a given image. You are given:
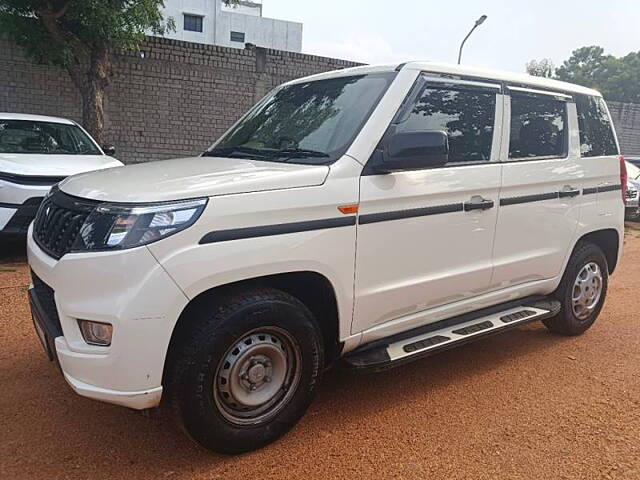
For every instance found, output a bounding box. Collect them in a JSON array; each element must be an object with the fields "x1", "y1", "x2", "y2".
[
  {"x1": 508, "y1": 91, "x2": 568, "y2": 159},
  {"x1": 575, "y1": 95, "x2": 619, "y2": 157}
]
